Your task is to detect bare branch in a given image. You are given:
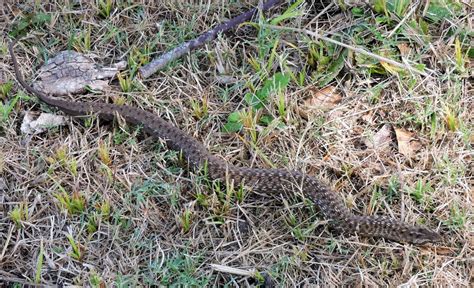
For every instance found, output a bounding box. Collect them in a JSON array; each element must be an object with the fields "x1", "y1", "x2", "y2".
[{"x1": 139, "y1": 0, "x2": 284, "y2": 79}]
